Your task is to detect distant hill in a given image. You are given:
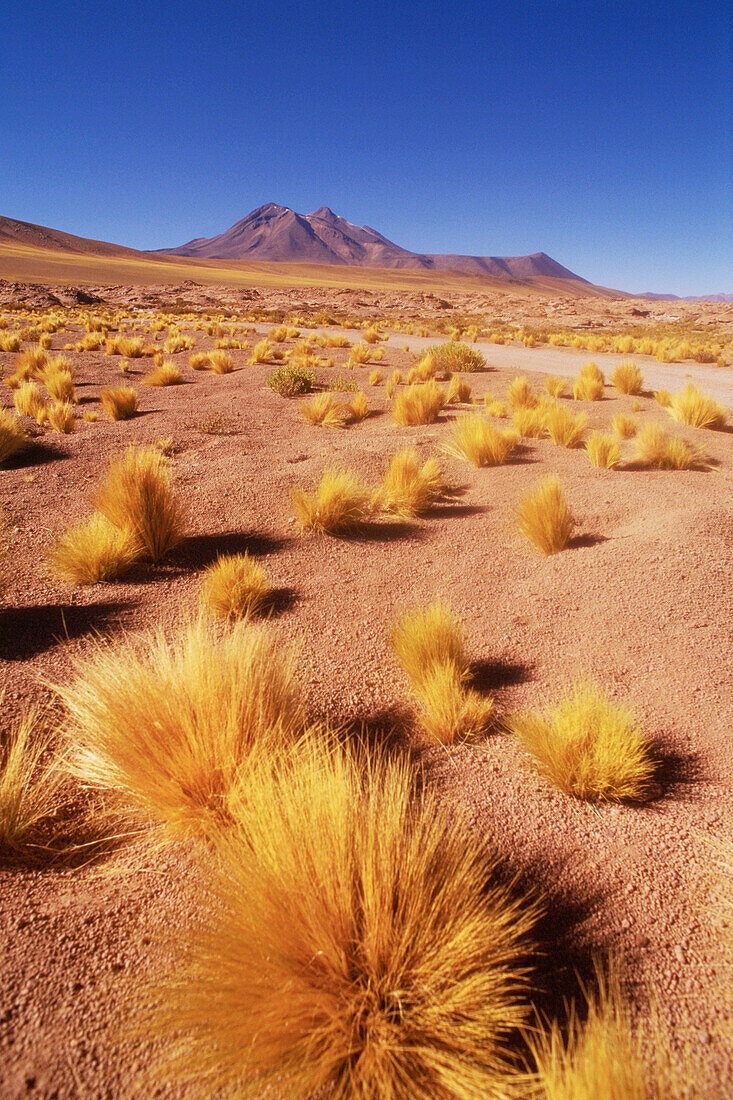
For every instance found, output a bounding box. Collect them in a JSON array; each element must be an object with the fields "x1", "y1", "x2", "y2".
[
  {"x1": 0, "y1": 214, "x2": 141, "y2": 258},
  {"x1": 638, "y1": 291, "x2": 733, "y2": 303},
  {"x1": 160, "y1": 203, "x2": 590, "y2": 282}
]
